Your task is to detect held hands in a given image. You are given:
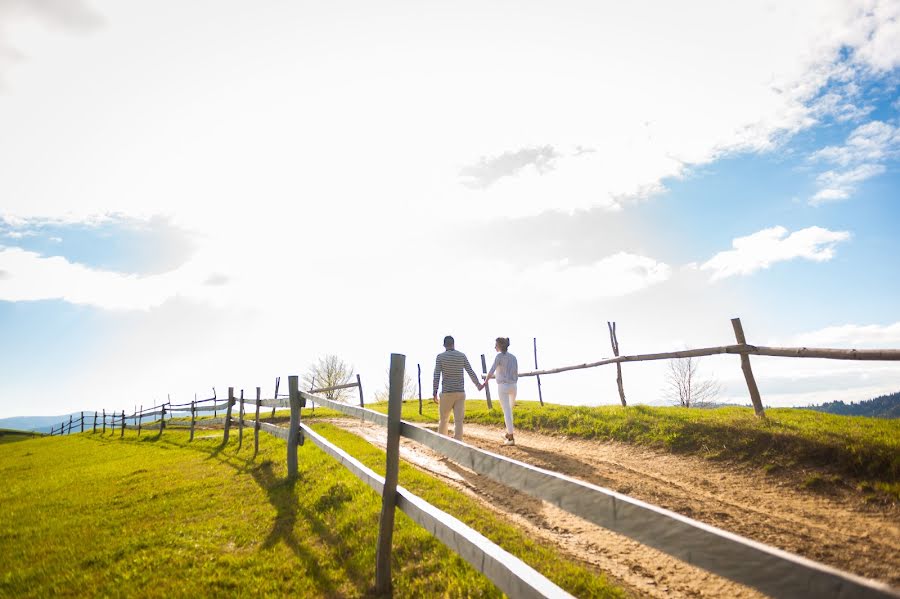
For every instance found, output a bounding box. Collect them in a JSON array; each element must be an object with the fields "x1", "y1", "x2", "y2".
[{"x1": 432, "y1": 394, "x2": 439, "y2": 405}]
